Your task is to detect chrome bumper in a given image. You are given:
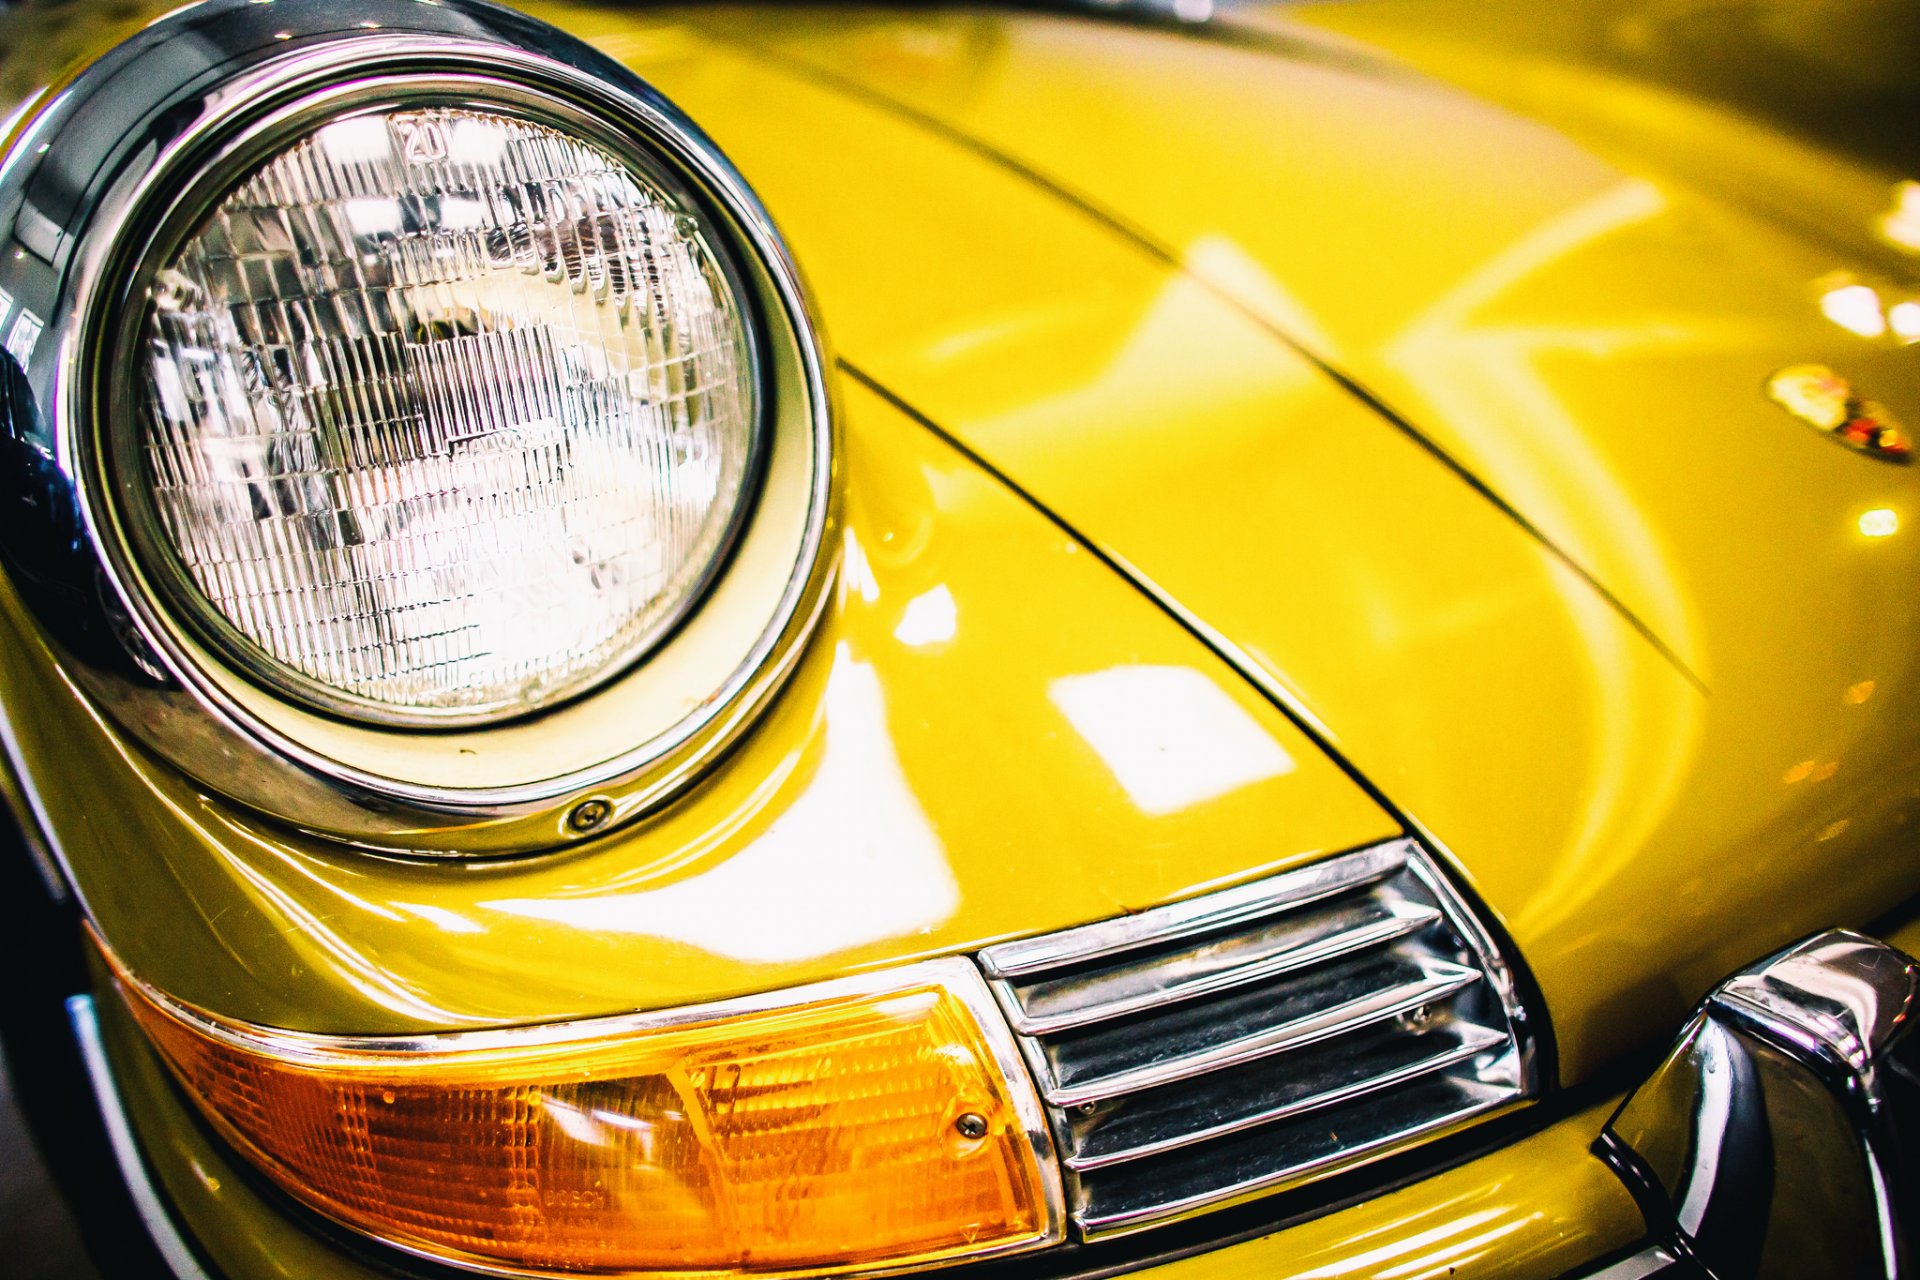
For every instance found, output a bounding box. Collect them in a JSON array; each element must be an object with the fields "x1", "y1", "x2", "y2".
[{"x1": 1587, "y1": 930, "x2": 1920, "y2": 1279}]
